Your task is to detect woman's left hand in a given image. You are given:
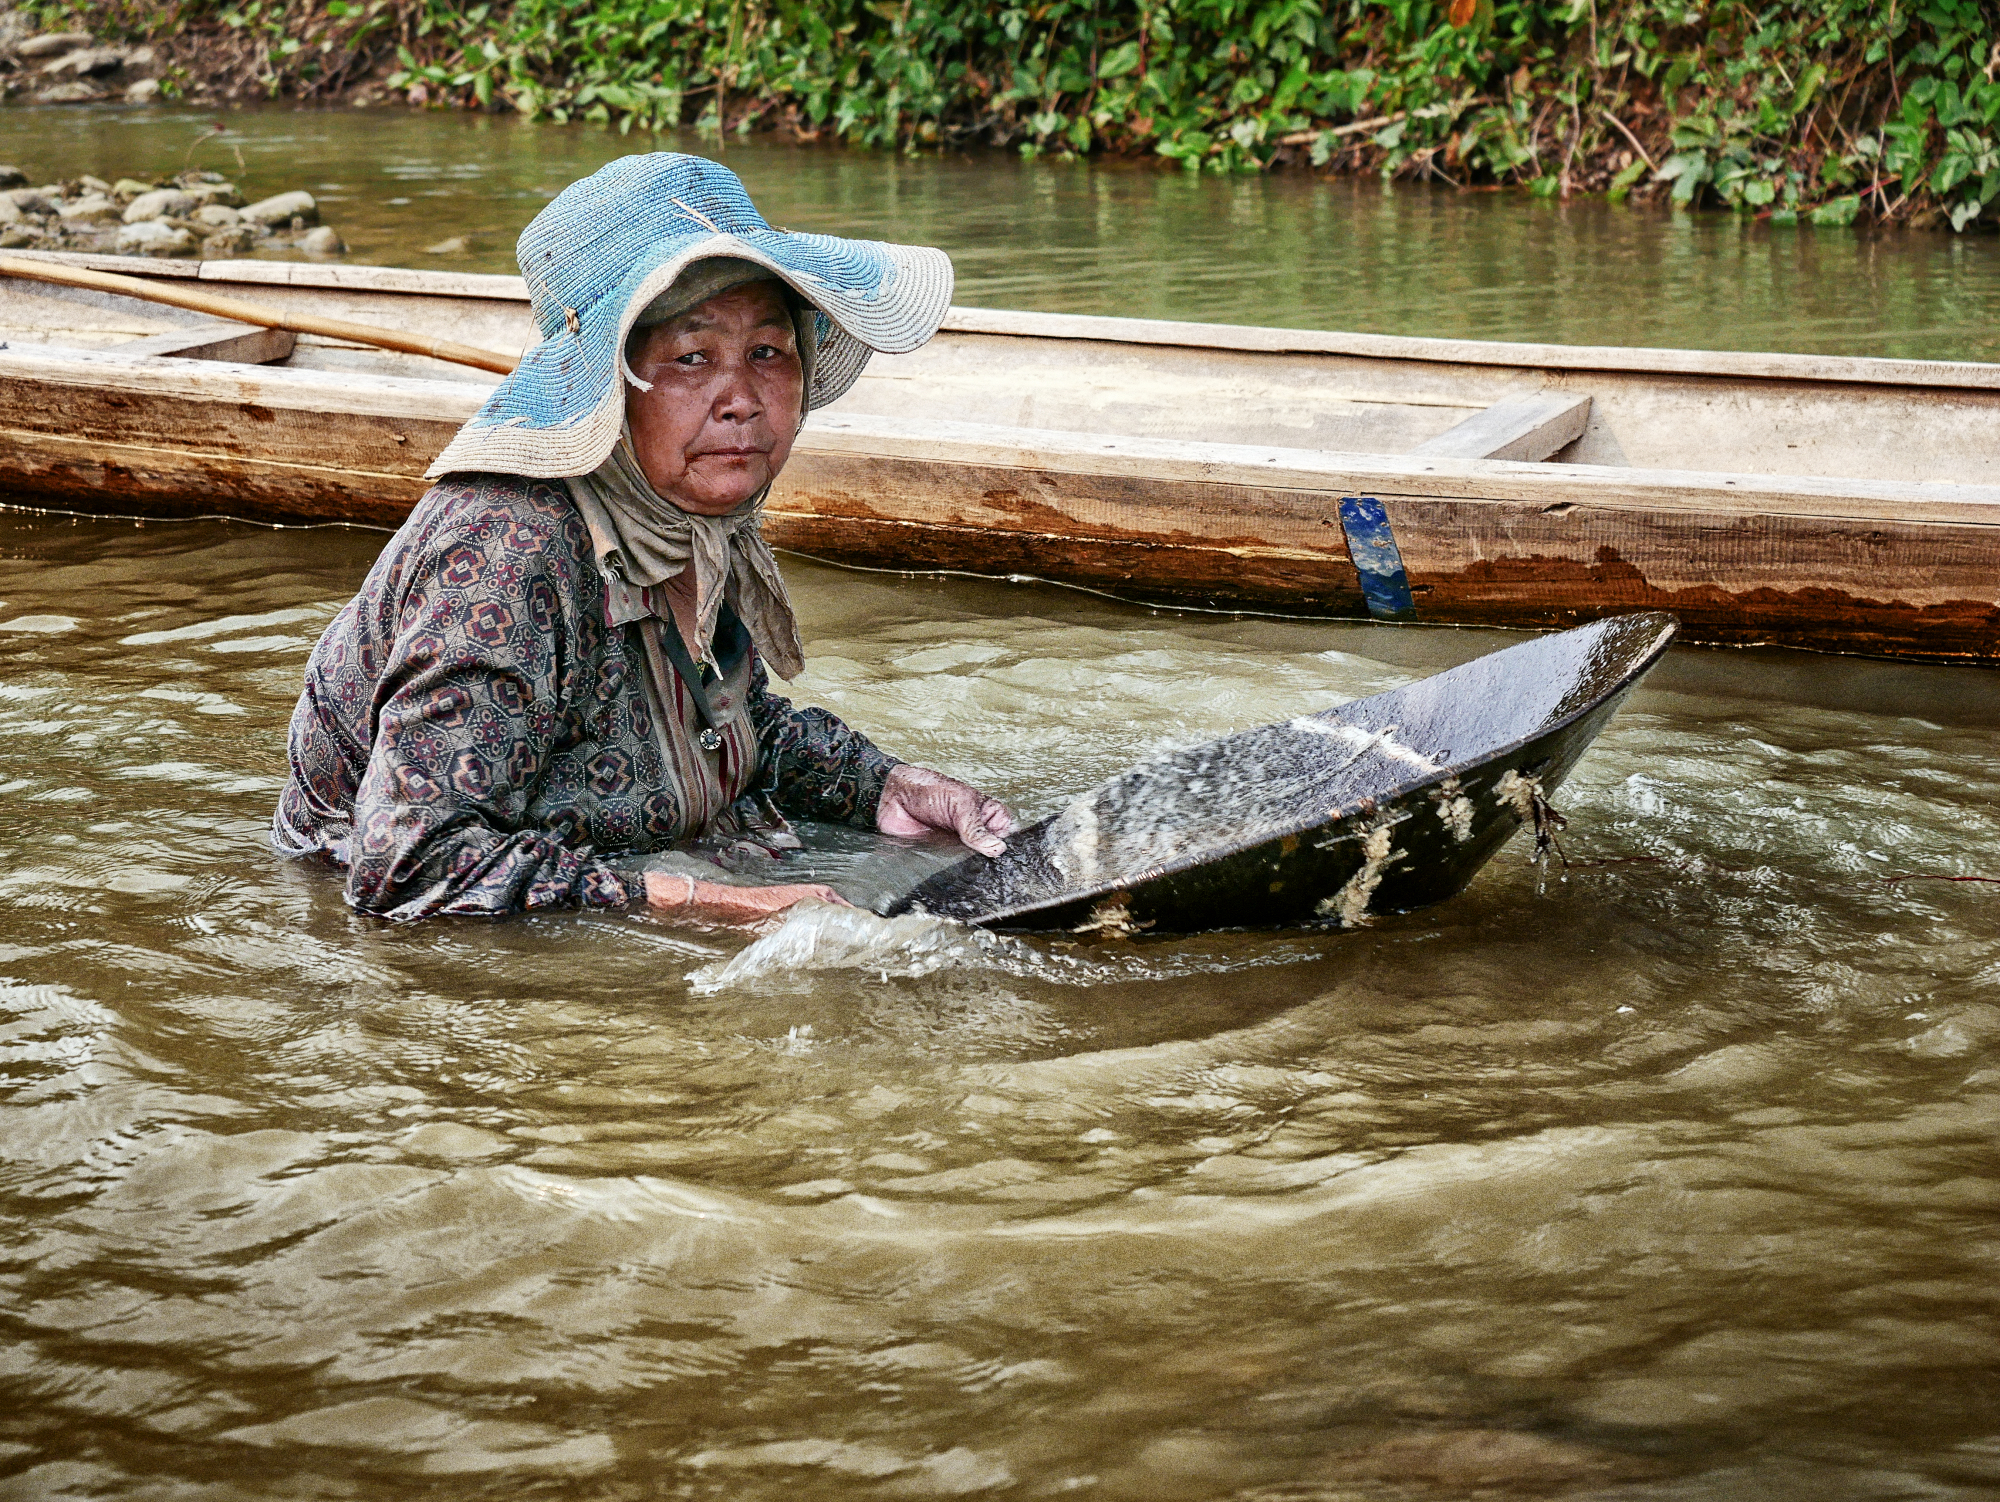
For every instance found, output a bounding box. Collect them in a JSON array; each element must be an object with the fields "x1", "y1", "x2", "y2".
[{"x1": 877, "y1": 764, "x2": 1014, "y2": 857}]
